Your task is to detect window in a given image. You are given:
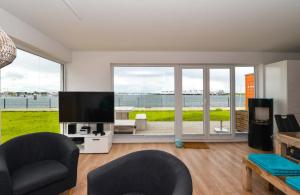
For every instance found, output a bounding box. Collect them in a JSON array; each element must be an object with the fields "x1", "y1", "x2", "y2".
[
  {"x1": 209, "y1": 68, "x2": 231, "y2": 134},
  {"x1": 114, "y1": 66, "x2": 175, "y2": 135},
  {"x1": 113, "y1": 65, "x2": 256, "y2": 139},
  {"x1": 1, "y1": 49, "x2": 62, "y2": 142},
  {"x1": 235, "y1": 66, "x2": 255, "y2": 133}
]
